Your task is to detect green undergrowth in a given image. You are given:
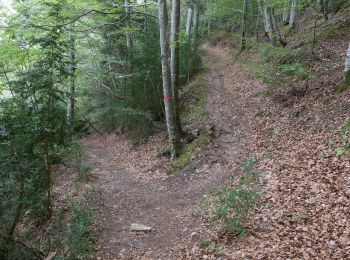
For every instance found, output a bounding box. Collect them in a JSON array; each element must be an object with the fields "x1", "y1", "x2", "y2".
[
  {"x1": 319, "y1": 20, "x2": 350, "y2": 39},
  {"x1": 3, "y1": 189, "x2": 98, "y2": 259},
  {"x1": 62, "y1": 139, "x2": 92, "y2": 181},
  {"x1": 42, "y1": 203, "x2": 97, "y2": 259},
  {"x1": 171, "y1": 73, "x2": 213, "y2": 170},
  {"x1": 241, "y1": 42, "x2": 310, "y2": 100},
  {"x1": 194, "y1": 156, "x2": 261, "y2": 236},
  {"x1": 335, "y1": 120, "x2": 350, "y2": 157},
  {"x1": 336, "y1": 81, "x2": 349, "y2": 93},
  {"x1": 13, "y1": 140, "x2": 98, "y2": 259}
]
